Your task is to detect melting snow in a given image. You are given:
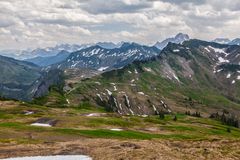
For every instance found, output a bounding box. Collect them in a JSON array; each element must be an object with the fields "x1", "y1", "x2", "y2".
[
  {"x1": 129, "y1": 109, "x2": 134, "y2": 115},
  {"x1": 98, "y1": 66, "x2": 109, "y2": 71},
  {"x1": 204, "y1": 47, "x2": 210, "y2": 52},
  {"x1": 24, "y1": 111, "x2": 34, "y2": 115},
  {"x1": 209, "y1": 46, "x2": 228, "y2": 57},
  {"x1": 226, "y1": 73, "x2": 231, "y2": 79},
  {"x1": 237, "y1": 76, "x2": 240, "y2": 80},
  {"x1": 96, "y1": 94, "x2": 103, "y2": 101},
  {"x1": 232, "y1": 80, "x2": 236, "y2": 84},
  {"x1": 66, "y1": 99, "x2": 70, "y2": 104},
  {"x1": 86, "y1": 113, "x2": 100, "y2": 117},
  {"x1": 1, "y1": 155, "x2": 92, "y2": 160},
  {"x1": 128, "y1": 70, "x2": 132, "y2": 74},
  {"x1": 95, "y1": 82, "x2": 101, "y2": 85},
  {"x1": 144, "y1": 67, "x2": 152, "y2": 72},
  {"x1": 173, "y1": 49, "x2": 180, "y2": 52},
  {"x1": 110, "y1": 128, "x2": 123, "y2": 131},
  {"x1": 217, "y1": 69, "x2": 223, "y2": 73},
  {"x1": 138, "y1": 92, "x2": 145, "y2": 95},
  {"x1": 31, "y1": 123, "x2": 52, "y2": 127},
  {"x1": 218, "y1": 57, "x2": 229, "y2": 63},
  {"x1": 105, "y1": 89, "x2": 112, "y2": 95},
  {"x1": 124, "y1": 94, "x2": 131, "y2": 107},
  {"x1": 134, "y1": 69, "x2": 138, "y2": 74}
]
